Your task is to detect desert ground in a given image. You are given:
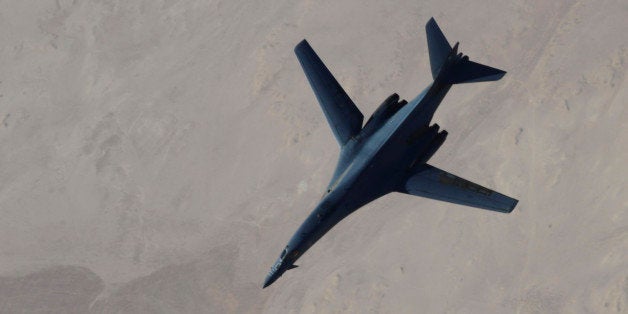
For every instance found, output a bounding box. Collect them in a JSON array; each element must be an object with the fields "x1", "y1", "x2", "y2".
[{"x1": 0, "y1": 0, "x2": 626, "y2": 313}]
